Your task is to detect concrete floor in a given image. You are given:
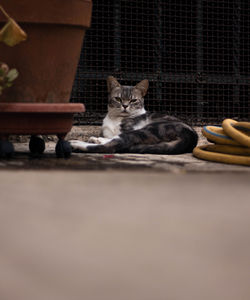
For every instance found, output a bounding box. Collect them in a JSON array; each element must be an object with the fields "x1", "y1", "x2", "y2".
[
  {"x1": 0, "y1": 126, "x2": 250, "y2": 300},
  {"x1": 0, "y1": 171, "x2": 250, "y2": 300}
]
